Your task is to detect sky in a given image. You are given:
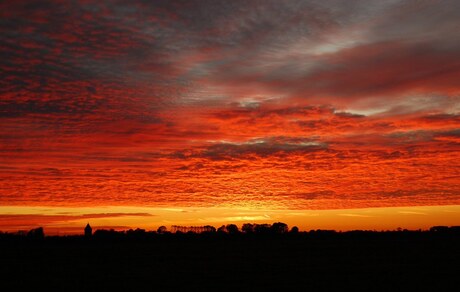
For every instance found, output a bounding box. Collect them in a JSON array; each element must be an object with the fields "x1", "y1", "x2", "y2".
[{"x1": 1, "y1": 0, "x2": 459, "y2": 234}]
